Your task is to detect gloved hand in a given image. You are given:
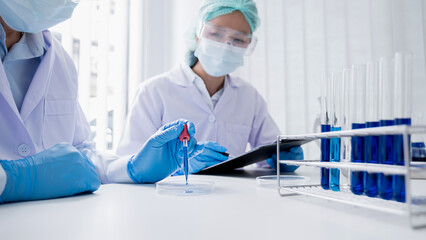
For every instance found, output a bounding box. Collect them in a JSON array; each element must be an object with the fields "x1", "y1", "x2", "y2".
[
  {"x1": 175, "y1": 141, "x2": 229, "y2": 175},
  {"x1": 0, "y1": 143, "x2": 101, "y2": 204},
  {"x1": 266, "y1": 146, "x2": 304, "y2": 172},
  {"x1": 127, "y1": 119, "x2": 197, "y2": 183}
]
